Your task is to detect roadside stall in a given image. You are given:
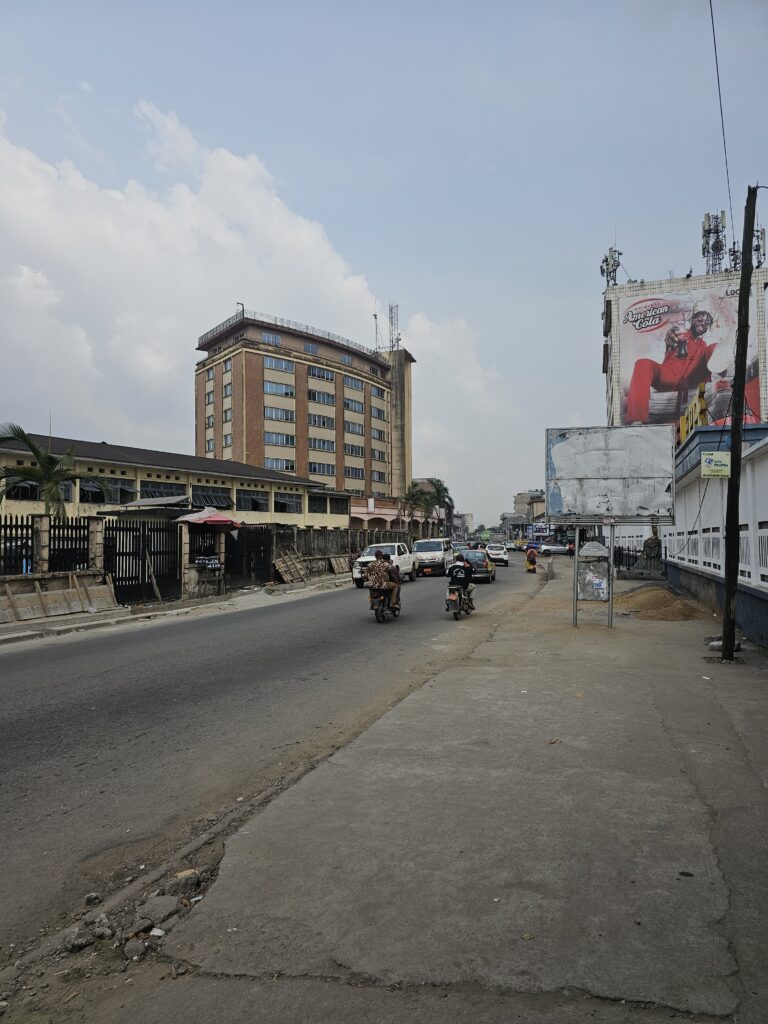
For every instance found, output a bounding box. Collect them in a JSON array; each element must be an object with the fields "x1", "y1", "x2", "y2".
[{"x1": 176, "y1": 507, "x2": 243, "y2": 598}]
